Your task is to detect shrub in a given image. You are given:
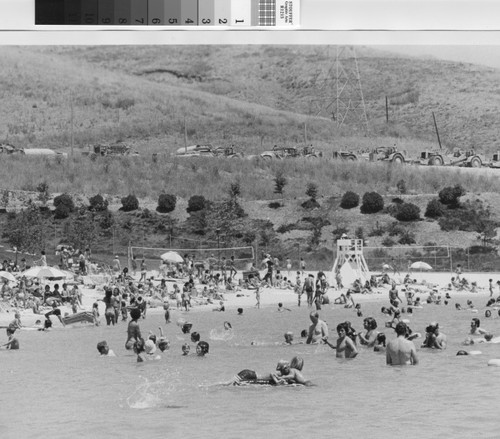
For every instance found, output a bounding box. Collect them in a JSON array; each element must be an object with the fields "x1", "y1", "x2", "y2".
[
  {"x1": 387, "y1": 222, "x2": 405, "y2": 237},
  {"x1": 157, "y1": 194, "x2": 176, "y2": 213},
  {"x1": 332, "y1": 225, "x2": 349, "y2": 241},
  {"x1": 360, "y1": 192, "x2": 384, "y2": 214},
  {"x1": 268, "y1": 201, "x2": 281, "y2": 209},
  {"x1": 120, "y1": 194, "x2": 139, "y2": 212},
  {"x1": 54, "y1": 203, "x2": 71, "y2": 219},
  {"x1": 187, "y1": 195, "x2": 207, "y2": 213},
  {"x1": 425, "y1": 199, "x2": 445, "y2": 218},
  {"x1": 438, "y1": 184, "x2": 465, "y2": 208},
  {"x1": 468, "y1": 245, "x2": 496, "y2": 255},
  {"x1": 382, "y1": 236, "x2": 396, "y2": 247},
  {"x1": 53, "y1": 193, "x2": 75, "y2": 212},
  {"x1": 396, "y1": 179, "x2": 407, "y2": 194},
  {"x1": 301, "y1": 199, "x2": 320, "y2": 210},
  {"x1": 89, "y1": 194, "x2": 109, "y2": 212},
  {"x1": 368, "y1": 221, "x2": 385, "y2": 237},
  {"x1": 355, "y1": 226, "x2": 364, "y2": 241},
  {"x1": 277, "y1": 223, "x2": 297, "y2": 234},
  {"x1": 398, "y1": 230, "x2": 416, "y2": 245},
  {"x1": 306, "y1": 183, "x2": 318, "y2": 200},
  {"x1": 340, "y1": 191, "x2": 360, "y2": 209},
  {"x1": 395, "y1": 203, "x2": 421, "y2": 222}
]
